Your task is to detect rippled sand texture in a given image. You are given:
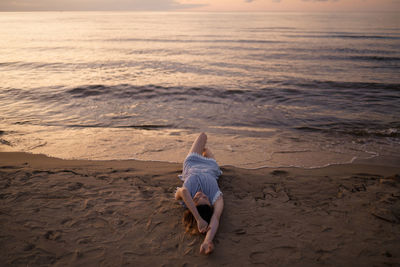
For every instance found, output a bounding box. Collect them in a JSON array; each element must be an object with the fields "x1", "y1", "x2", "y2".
[{"x1": 1, "y1": 152, "x2": 399, "y2": 266}]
